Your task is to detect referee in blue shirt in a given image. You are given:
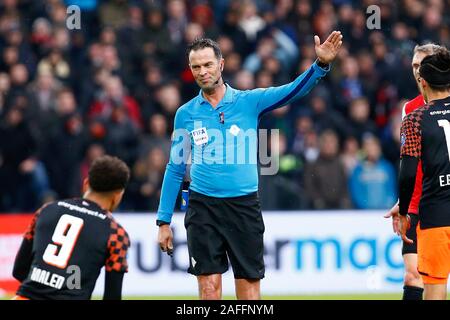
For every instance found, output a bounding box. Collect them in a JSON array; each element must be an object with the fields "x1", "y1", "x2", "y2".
[{"x1": 157, "y1": 31, "x2": 343, "y2": 300}]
